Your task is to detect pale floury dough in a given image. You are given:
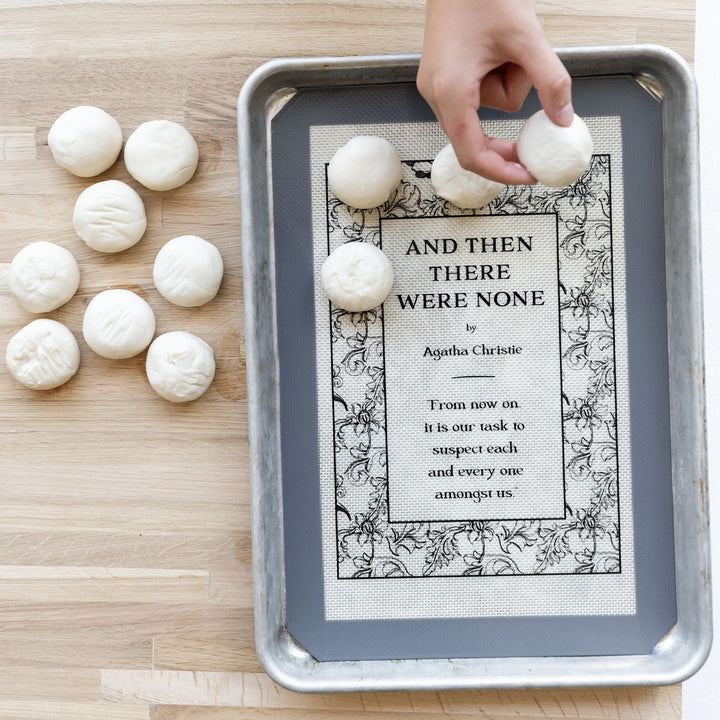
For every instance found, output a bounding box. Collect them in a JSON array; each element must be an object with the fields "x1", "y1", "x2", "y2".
[
  {"x1": 145, "y1": 331, "x2": 215, "y2": 403},
  {"x1": 321, "y1": 241, "x2": 394, "y2": 312},
  {"x1": 6, "y1": 319, "x2": 80, "y2": 390},
  {"x1": 517, "y1": 110, "x2": 594, "y2": 187},
  {"x1": 153, "y1": 235, "x2": 223, "y2": 307},
  {"x1": 124, "y1": 120, "x2": 199, "y2": 191},
  {"x1": 48, "y1": 106, "x2": 123, "y2": 177},
  {"x1": 83, "y1": 289, "x2": 156, "y2": 359},
  {"x1": 73, "y1": 180, "x2": 147, "y2": 253},
  {"x1": 328, "y1": 136, "x2": 402, "y2": 209},
  {"x1": 431, "y1": 142, "x2": 505, "y2": 209},
  {"x1": 8, "y1": 241, "x2": 80, "y2": 313}
]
